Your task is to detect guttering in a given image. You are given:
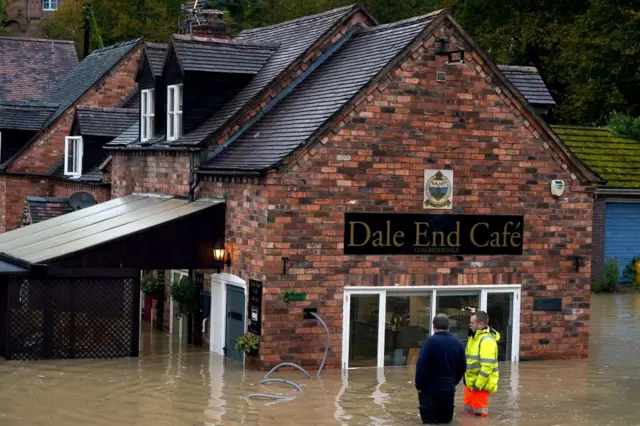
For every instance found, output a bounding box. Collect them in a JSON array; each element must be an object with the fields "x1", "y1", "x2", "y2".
[
  {"x1": 198, "y1": 25, "x2": 360, "y2": 165},
  {"x1": 104, "y1": 145, "x2": 193, "y2": 152},
  {"x1": 596, "y1": 188, "x2": 640, "y2": 197}
]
